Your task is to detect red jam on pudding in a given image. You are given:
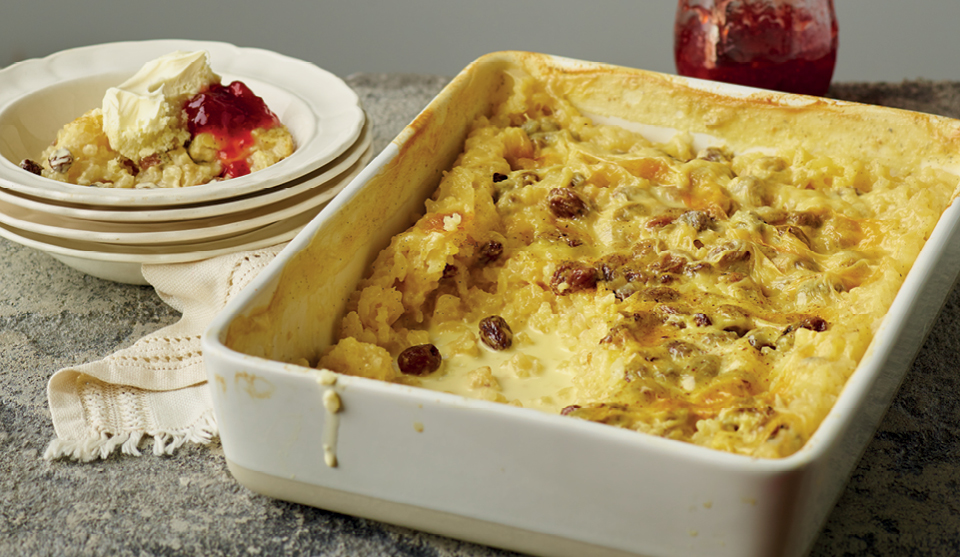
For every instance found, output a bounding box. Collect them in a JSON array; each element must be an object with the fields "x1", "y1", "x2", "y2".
[{"x1": 185, "y1": 81, "x2": 285, "y2": 179}]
